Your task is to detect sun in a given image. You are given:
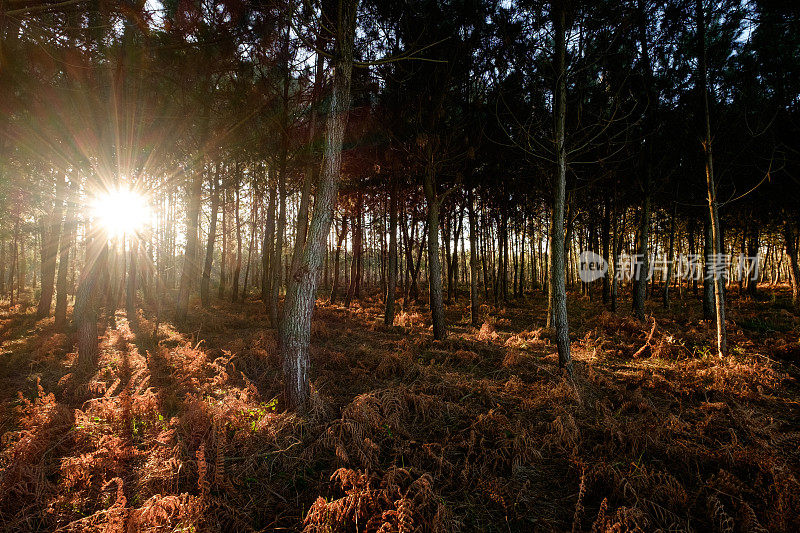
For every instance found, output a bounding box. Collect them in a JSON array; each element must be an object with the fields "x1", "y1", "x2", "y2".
[{"x1": 91, "y1": 186, "x2": 151, "y2": 238}]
